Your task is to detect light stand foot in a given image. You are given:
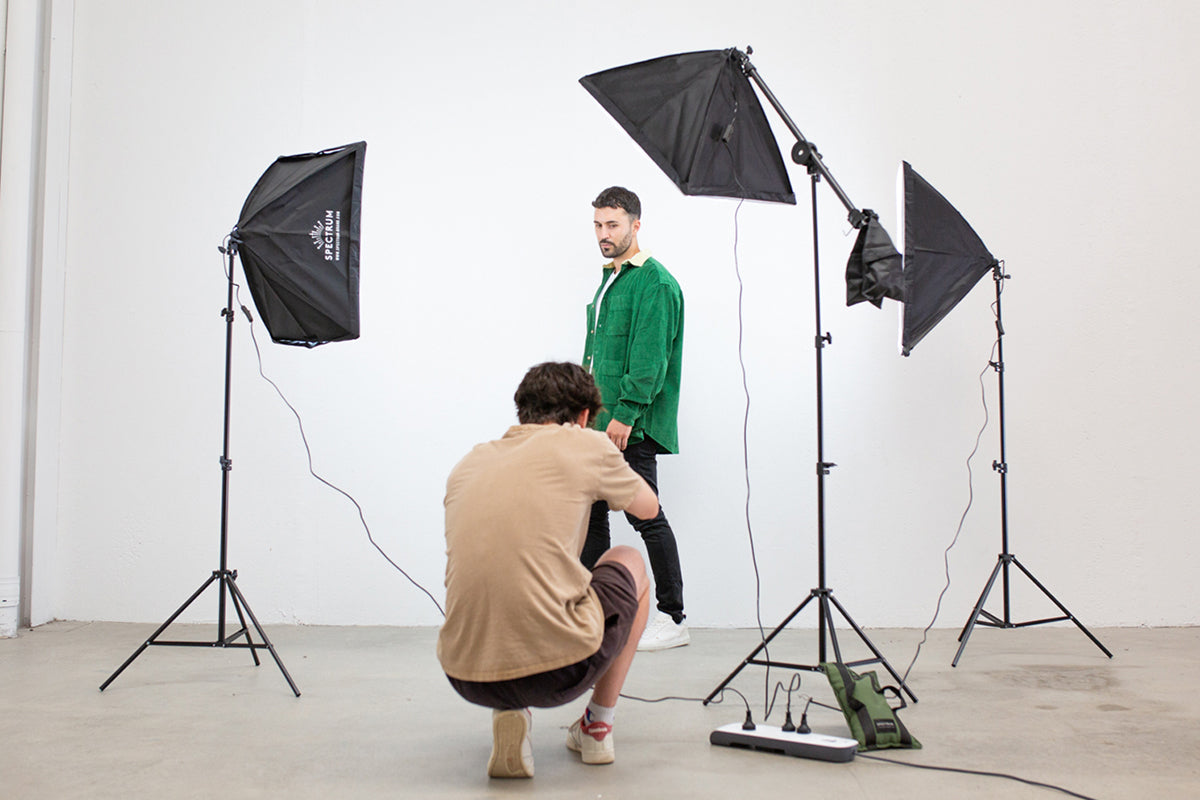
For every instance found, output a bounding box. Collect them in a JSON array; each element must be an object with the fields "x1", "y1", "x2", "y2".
[
  {"x1": 704, "y1": 588, "x2": 916, "y2": 705},
  {"x1": 952, "y1": 554, "x2": 1112, "y2": 667},
  {"x1": 99, "y1": 569, "x2": 301, "y2": 696}
]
